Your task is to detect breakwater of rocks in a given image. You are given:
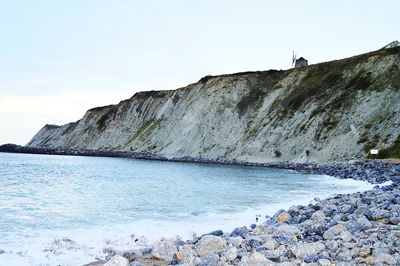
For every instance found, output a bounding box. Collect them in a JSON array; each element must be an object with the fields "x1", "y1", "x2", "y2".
[
  {"x1": 1, "y1": 144, "x2": 399, "y2": 265},
  {"x1": 0, "y1": 144, "x2": 165, "y2": 160},
  {"x1": 0, "y1": 144, "x2": 396, "y2": 184}
]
